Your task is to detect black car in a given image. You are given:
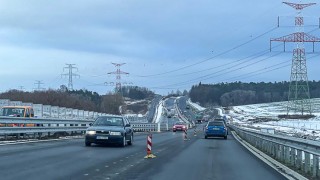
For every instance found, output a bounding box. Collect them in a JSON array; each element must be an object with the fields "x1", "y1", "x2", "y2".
[{"x1": 85, "y1": 115, "x2": 133, "y2": 147}]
